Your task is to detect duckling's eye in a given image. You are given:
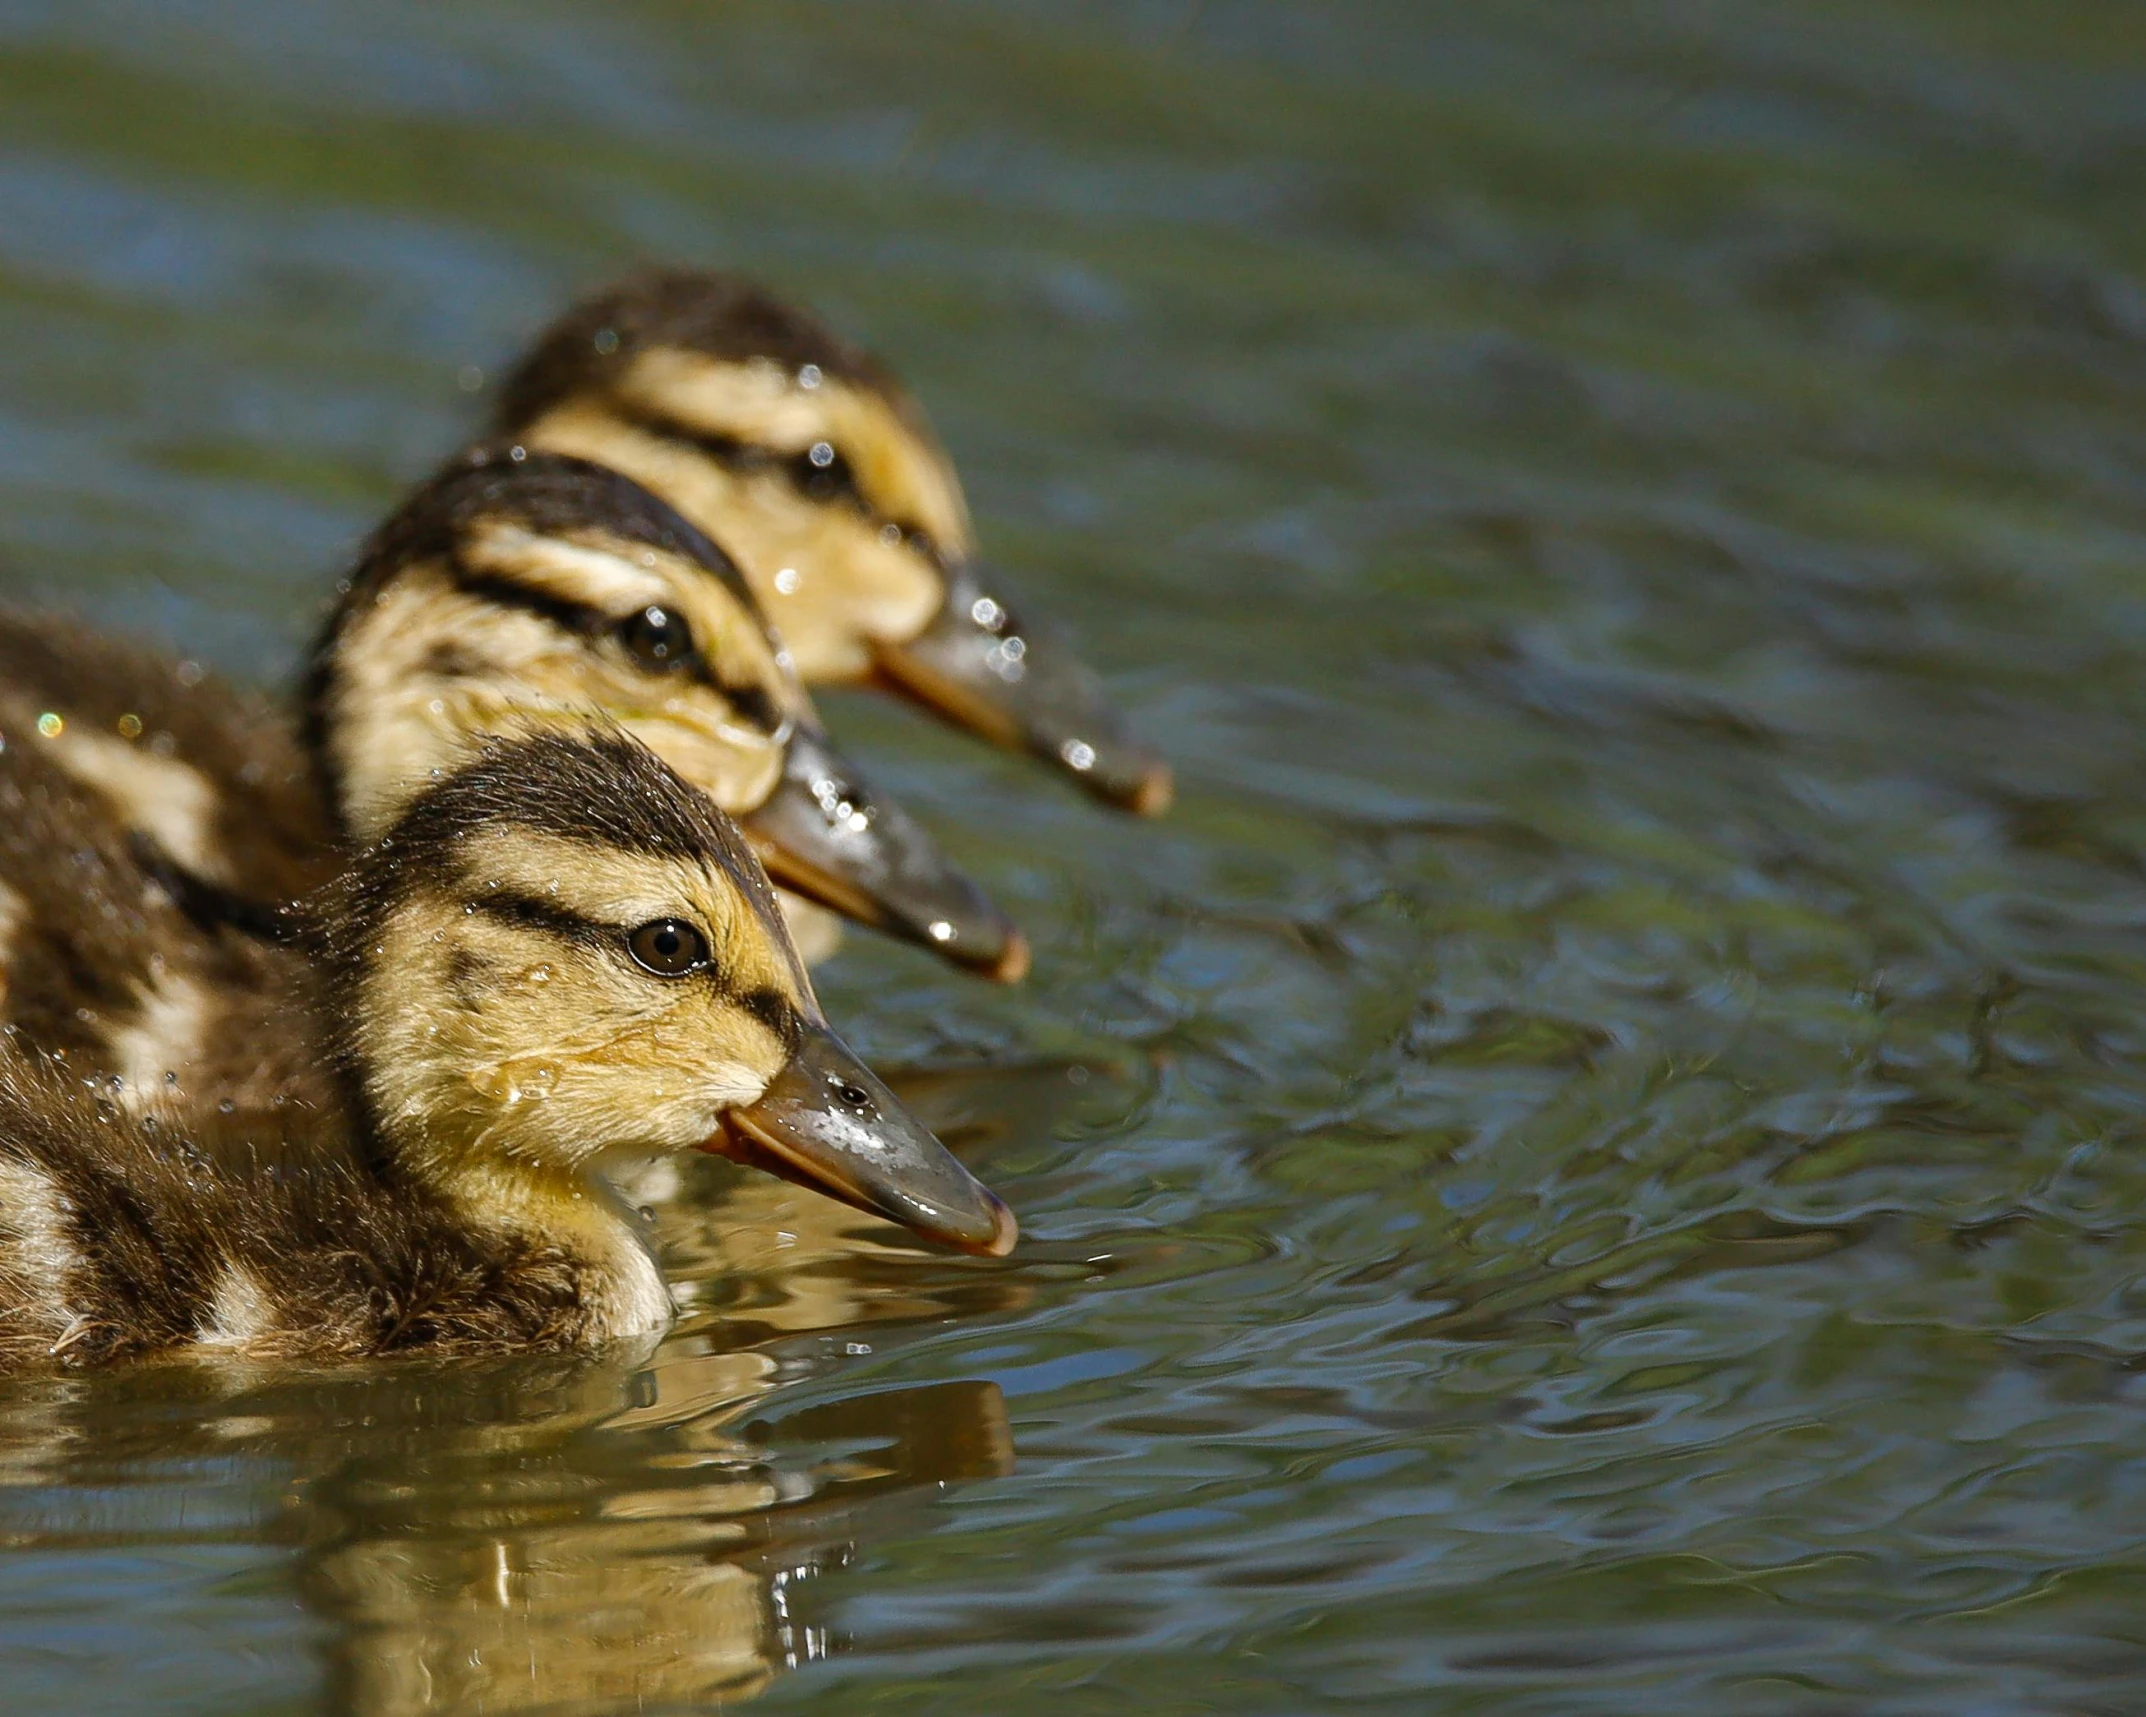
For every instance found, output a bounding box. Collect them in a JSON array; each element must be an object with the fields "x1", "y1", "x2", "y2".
[
  {"x1": 621, "y1": 605, "x2": 696, "y2": 673},
  {"x1": 793, "y1": 440, "x2": 859, "y2": 504},
  {"x1": 627, "y1": 918, "x2": 709, "y2": 977}
]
